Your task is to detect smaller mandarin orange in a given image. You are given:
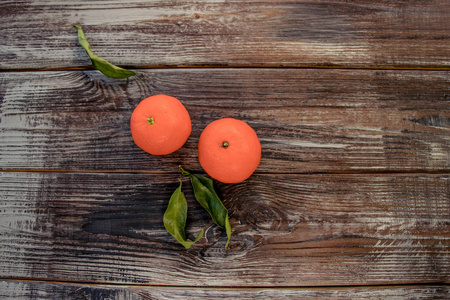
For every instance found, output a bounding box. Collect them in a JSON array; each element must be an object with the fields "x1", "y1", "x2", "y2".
[
  {"x1": 130, "y1": 94, "x2": 191, "y2": 155},
  {"x1": 198, "y1": 118, "x2": 261, "y2": 183}
]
